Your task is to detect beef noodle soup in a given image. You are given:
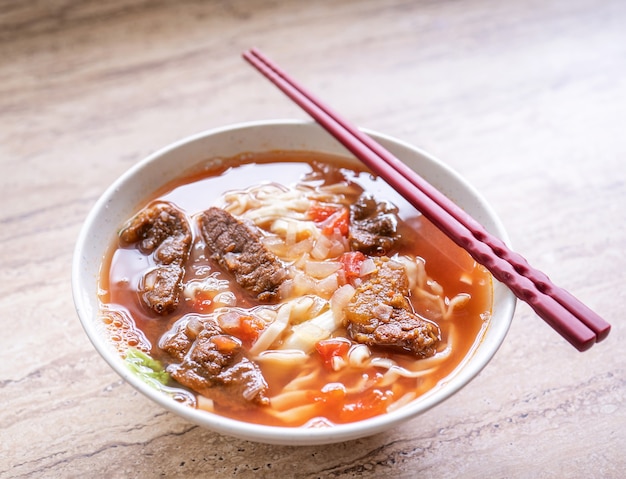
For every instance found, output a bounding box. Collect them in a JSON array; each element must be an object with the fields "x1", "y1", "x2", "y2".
[{"x1": 98, "y1": 150, "x2": 493, "y2": 427}]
